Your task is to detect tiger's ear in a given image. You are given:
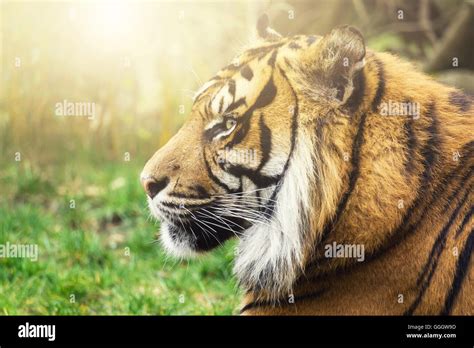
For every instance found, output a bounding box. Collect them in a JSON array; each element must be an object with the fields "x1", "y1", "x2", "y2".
[
  {"x1": 256, "y1": 14, "x2": 282, "y2": 41},
  {"x1": 306, "y1": 25, "x2": 366, "y2": 104}
]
